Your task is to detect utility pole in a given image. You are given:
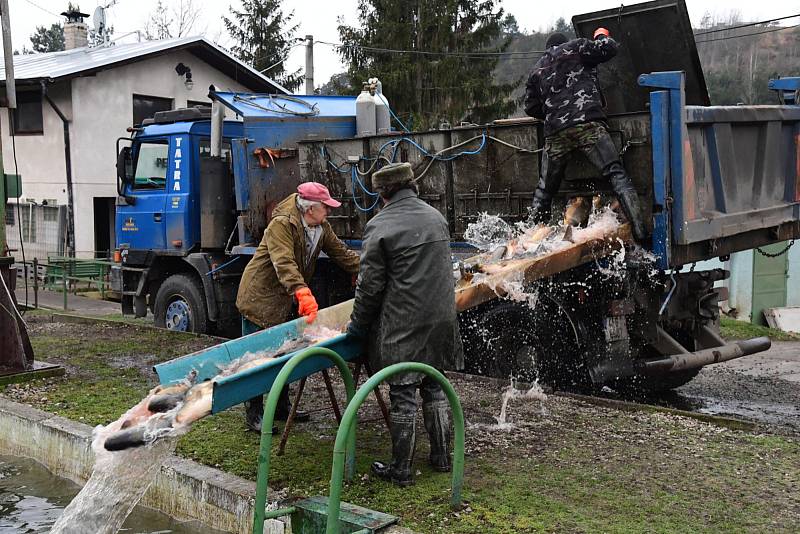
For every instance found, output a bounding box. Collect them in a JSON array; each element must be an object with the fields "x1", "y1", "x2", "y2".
[
  {"x1": 305, "y1": 34, "x2": 314, "y2": 95},
  {"x1": 0, "y1": 0, "x2": 35, "y2": 375}
]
